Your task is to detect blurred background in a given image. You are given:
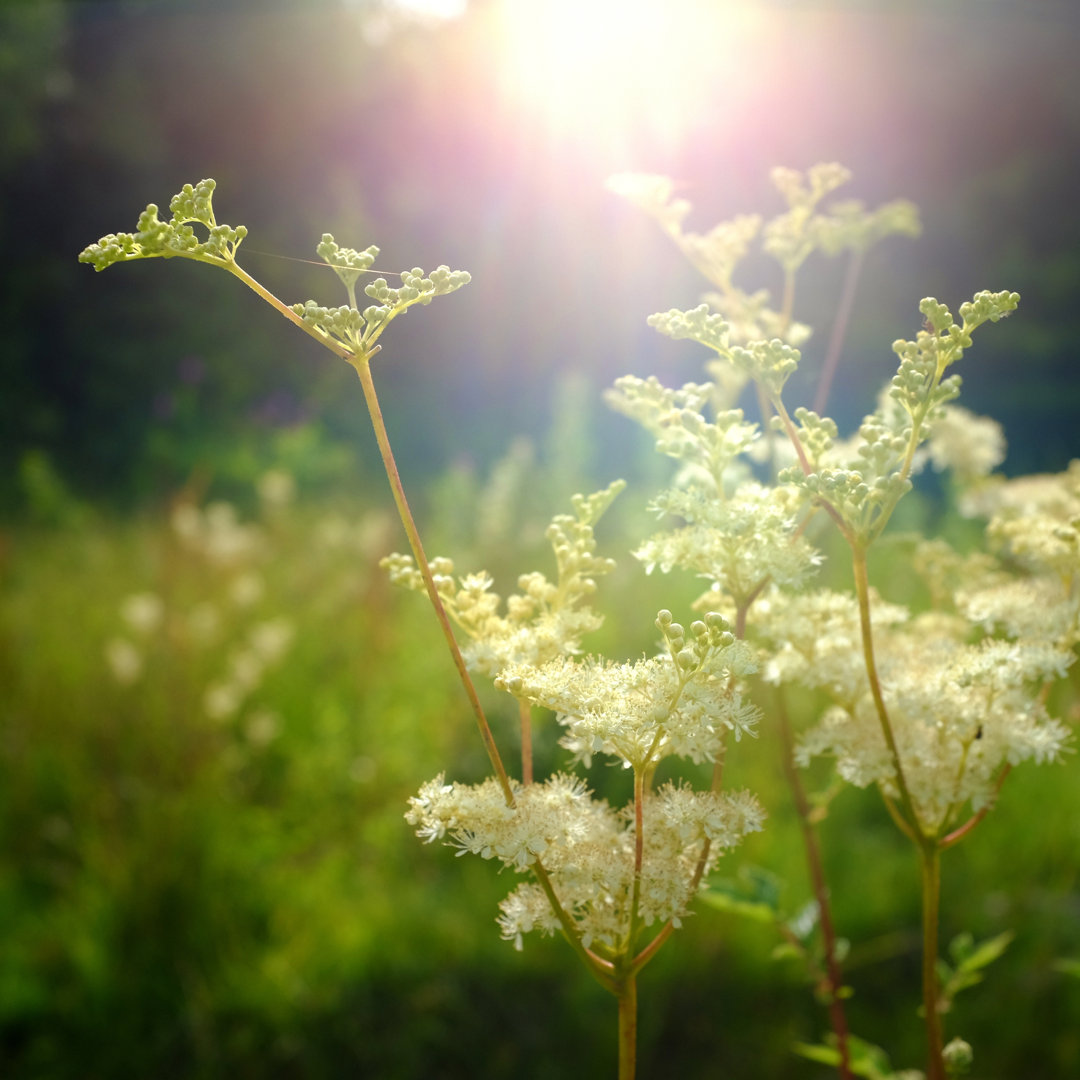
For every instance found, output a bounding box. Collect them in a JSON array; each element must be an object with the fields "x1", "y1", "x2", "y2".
[{"x1": 1, "y1": 0, "x2": 1078, "y2": 1076}]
